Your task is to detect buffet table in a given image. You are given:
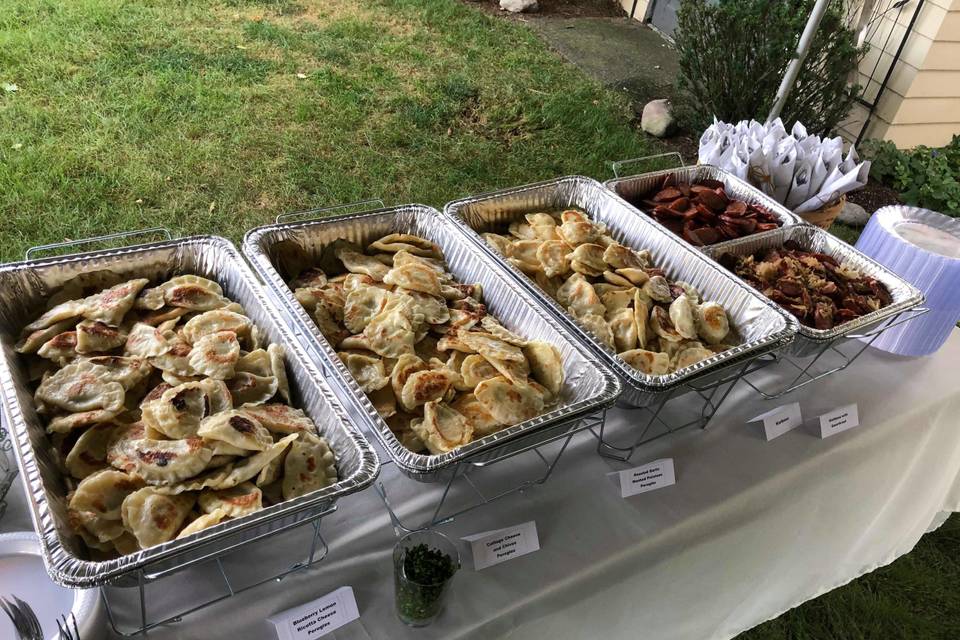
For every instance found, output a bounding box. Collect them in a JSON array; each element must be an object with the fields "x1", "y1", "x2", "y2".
[{"x1": 4, "y1": 331, "x2": 960, "y2": 640}]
